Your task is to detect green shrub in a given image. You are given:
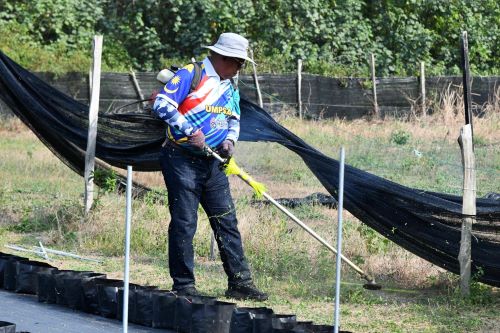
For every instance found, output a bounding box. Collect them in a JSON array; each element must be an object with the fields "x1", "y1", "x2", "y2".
[{"x1": 390, "y1": 130, "x2": 411, "y2": 145}]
